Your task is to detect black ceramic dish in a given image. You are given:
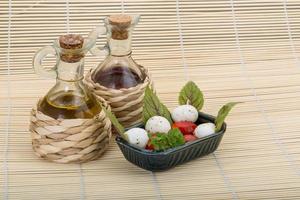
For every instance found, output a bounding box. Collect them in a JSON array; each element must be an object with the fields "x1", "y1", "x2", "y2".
[{"x1": 116, "y1": 112, "x2": 226, "y2": 171}]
